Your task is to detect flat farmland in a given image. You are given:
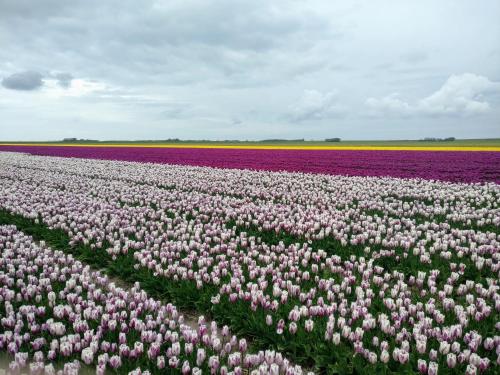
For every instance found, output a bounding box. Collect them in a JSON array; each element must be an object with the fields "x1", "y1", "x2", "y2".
[
  {"x1": 0, "y1": 151, "x2": 498, "y2": 374},
  {"x1": 0, "y1": 144, "x2": 499, "y2": 183}
]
